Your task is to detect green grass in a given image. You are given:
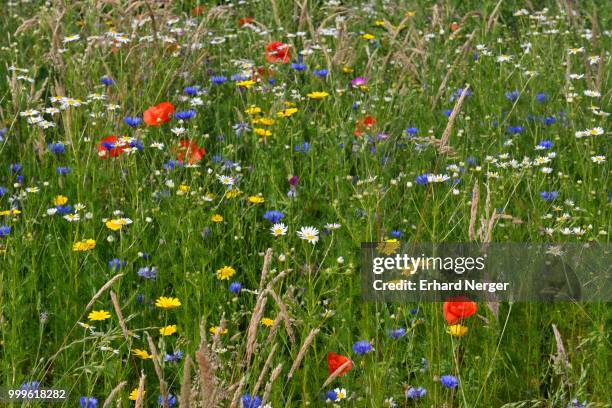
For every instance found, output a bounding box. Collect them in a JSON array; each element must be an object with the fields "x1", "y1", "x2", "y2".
[{"x1": 0, "y1": 0, "x2": 610, "y2": 406}]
